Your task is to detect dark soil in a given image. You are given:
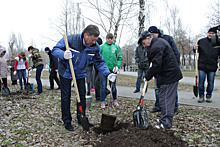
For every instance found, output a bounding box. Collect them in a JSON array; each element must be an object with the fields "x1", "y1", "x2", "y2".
[{"x1": 93, "y1": 121, "x2": 187, "y2": 147}]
